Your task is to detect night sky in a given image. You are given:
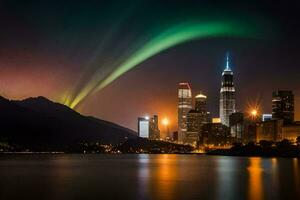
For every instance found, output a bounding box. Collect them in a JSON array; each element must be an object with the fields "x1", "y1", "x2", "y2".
[{"x1": 1, "y1": 0, "x2": 300, "y2": 131}]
